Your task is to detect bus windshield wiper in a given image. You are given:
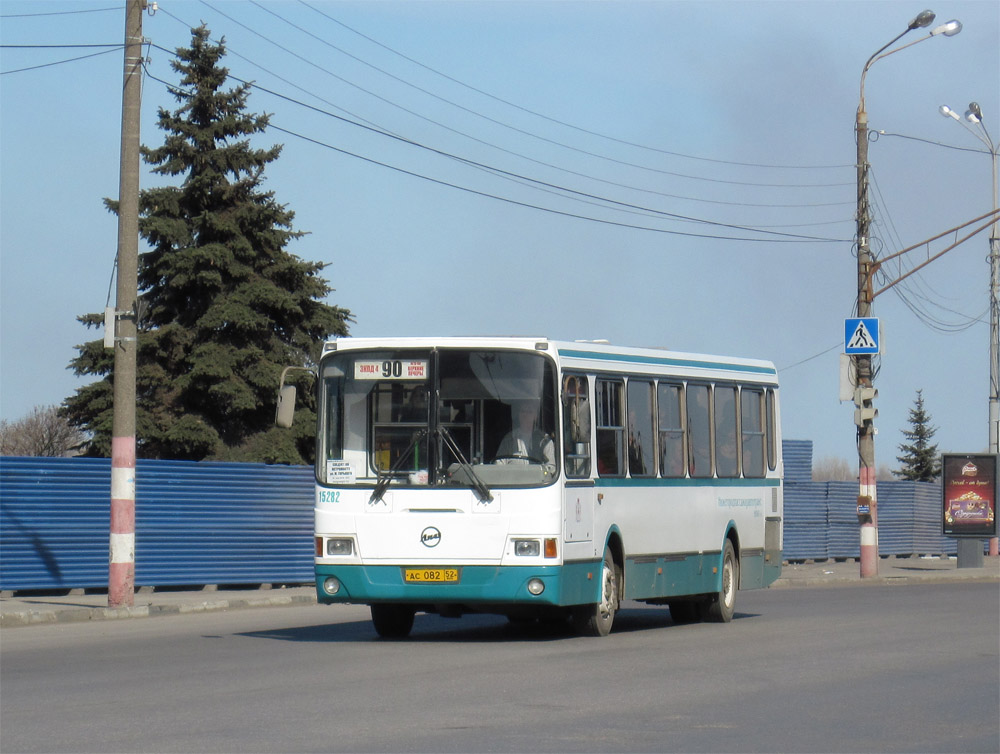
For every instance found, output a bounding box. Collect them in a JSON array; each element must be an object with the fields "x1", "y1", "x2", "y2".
[
  {"x1": 436, "y1": 426, "x2": 493, "y2": 503},
  {"x1": 369, "y1": 429, "x2": 427, "y2": 505}
]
